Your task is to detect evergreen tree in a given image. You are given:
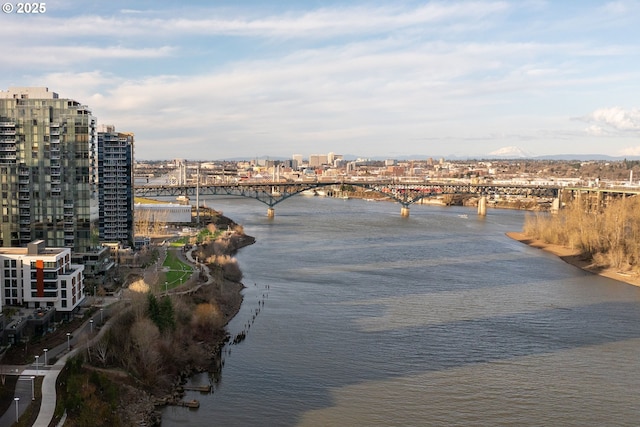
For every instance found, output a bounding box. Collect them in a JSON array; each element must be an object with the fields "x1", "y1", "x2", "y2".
[
  {"x1": 147, "y1": 293, "x2": 161, "y2": 328},
  {"x1": 147, "y1": 292, "x2": 176, "y2": 333},
  {"x1": 159, "y1": 296, "x2": 176, "y2": 332}
]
